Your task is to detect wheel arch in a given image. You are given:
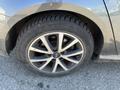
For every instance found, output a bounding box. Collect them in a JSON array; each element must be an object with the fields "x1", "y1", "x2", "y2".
[{"x1": 6, "y1": 3, "x2": 104, "y2": 58}]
